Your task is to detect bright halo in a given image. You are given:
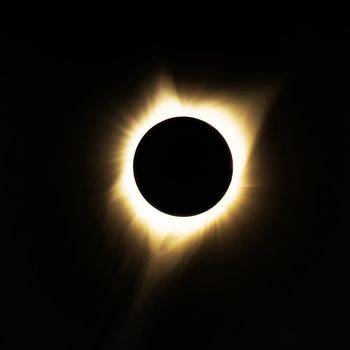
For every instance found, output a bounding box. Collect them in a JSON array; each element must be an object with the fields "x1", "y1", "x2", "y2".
[{"x1": 111, "y1": 77, "x2": 266, "y2": 249}]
